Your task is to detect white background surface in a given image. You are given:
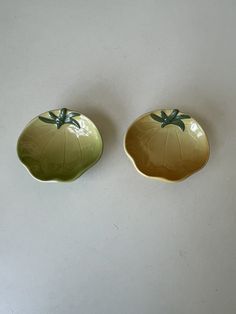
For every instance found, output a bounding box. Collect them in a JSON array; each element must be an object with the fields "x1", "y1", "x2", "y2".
[{"x1": 0, "y1": 1, "x2": 236, "y2": 313}]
